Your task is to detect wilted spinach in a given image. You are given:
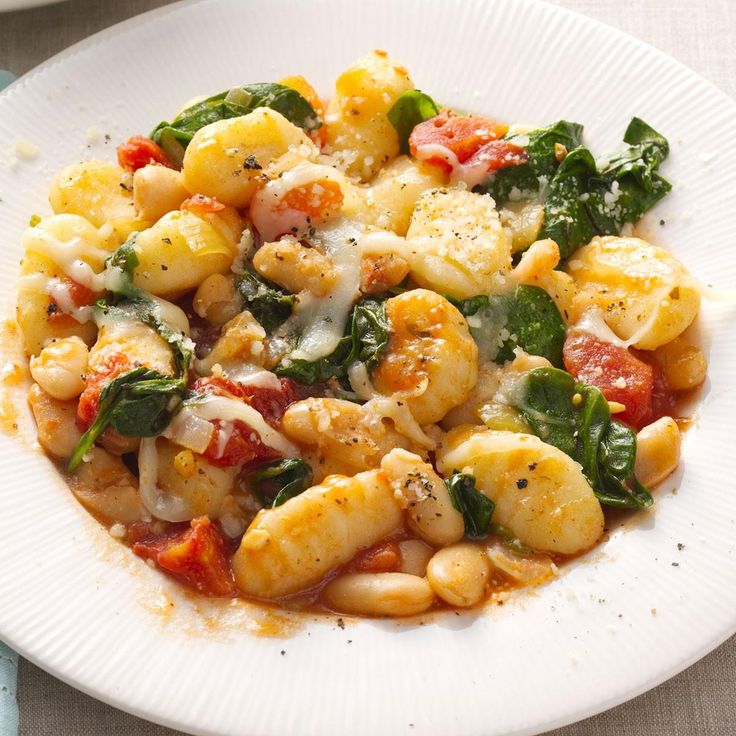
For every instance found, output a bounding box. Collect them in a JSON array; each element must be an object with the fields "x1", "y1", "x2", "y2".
[
  {"x1": 387, "y1": 90, "x2": 441, "y2": 155},
  {"x1": 451, "y1": 284, "x2": 566, "y2": 366},
  {"x1": 67, "y1": 240, "x2": 194, "y2": 471},
  {"x1": 151, "y1": 83, "x2": 321, "y2": 165},
  {"x1": 236, "y1": 269, "x2": 296, "y2": 334},
  {"x1": 445, "y1": 472, "x2": 495, "y2": 539},
  {"x1": 275, "y1": 297, "x2": 390, "y2": 385},
  {"x1": 67, "y1": 368, "x2": 189, "y2": 471},
  {"x1": 542, "y1": 118, "x2": 671, "y2": 259},
  {"x1": 509, "y1": 367, "x2": 652, "y2": 508},
  {"x1": 249, "y1": 458, "x2": 314, "y2": 507},
  {"x1": 480, "y1": 120, "x2": 584, "y2": 203}
]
